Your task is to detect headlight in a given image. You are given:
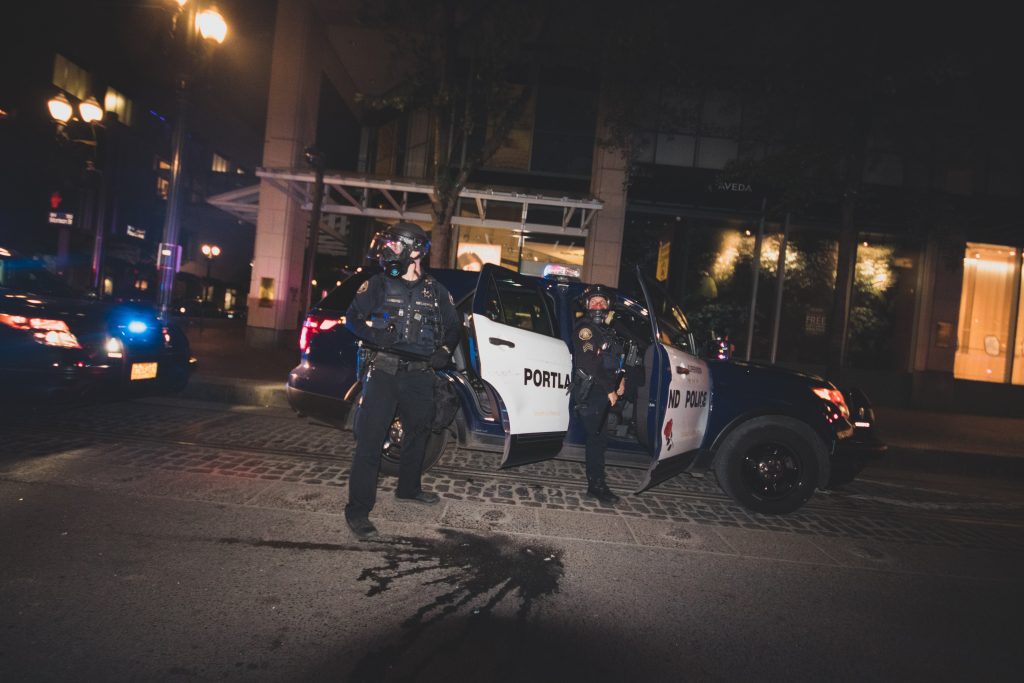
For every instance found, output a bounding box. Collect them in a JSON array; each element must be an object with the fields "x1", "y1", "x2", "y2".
[
  {"x1": 105, "y1": 336, "x2": 124, "y2": 358},
  {"x1": 812, "y1": 386, "x2": 850, "y2": 419},
  {"x1": 0, "y1": 314, "x2": 81, "y2": 348}
]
